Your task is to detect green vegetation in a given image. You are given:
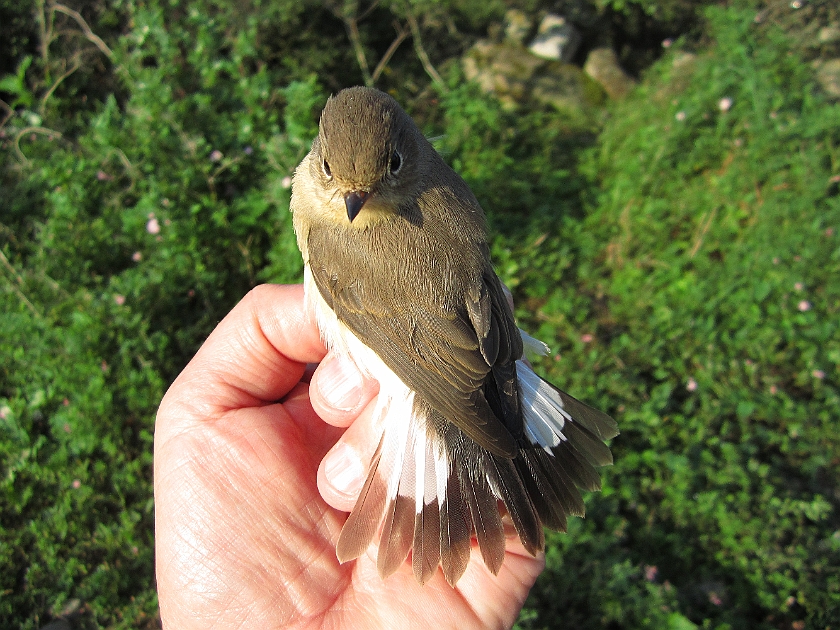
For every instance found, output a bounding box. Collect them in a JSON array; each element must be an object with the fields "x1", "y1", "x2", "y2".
[{"x1": 1, "y1": 0, "x2": 837, "y2": 627}]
